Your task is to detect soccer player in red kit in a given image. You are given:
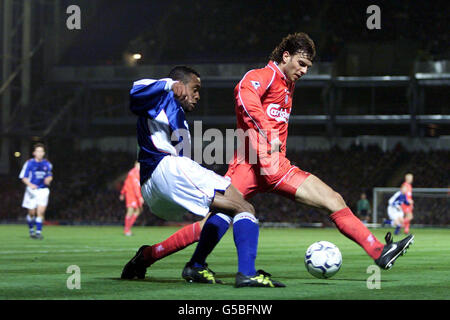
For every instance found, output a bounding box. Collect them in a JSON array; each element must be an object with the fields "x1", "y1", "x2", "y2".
[
  {"x1": 224, "y1": 32, "x2": 413, "y2": 270},
  {"x1": 138, "y1": 33, "x2": 414, "y2": 273},
  {"x1": 120, "y1": 161, "x2": 144, "y2": 236},
  {"x1": 401, "y1": 173, "x2": 414, "y2": 234}
]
